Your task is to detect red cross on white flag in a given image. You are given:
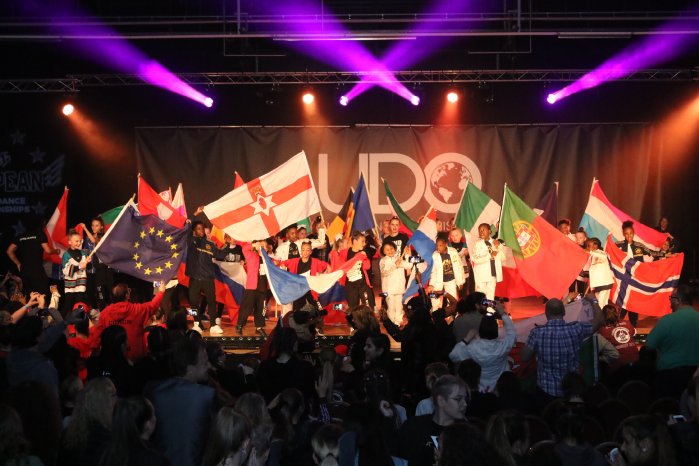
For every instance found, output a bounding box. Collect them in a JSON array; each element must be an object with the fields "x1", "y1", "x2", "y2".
[{"x1": 204, "y1": 151, "x2": 321, "y2": 242}]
